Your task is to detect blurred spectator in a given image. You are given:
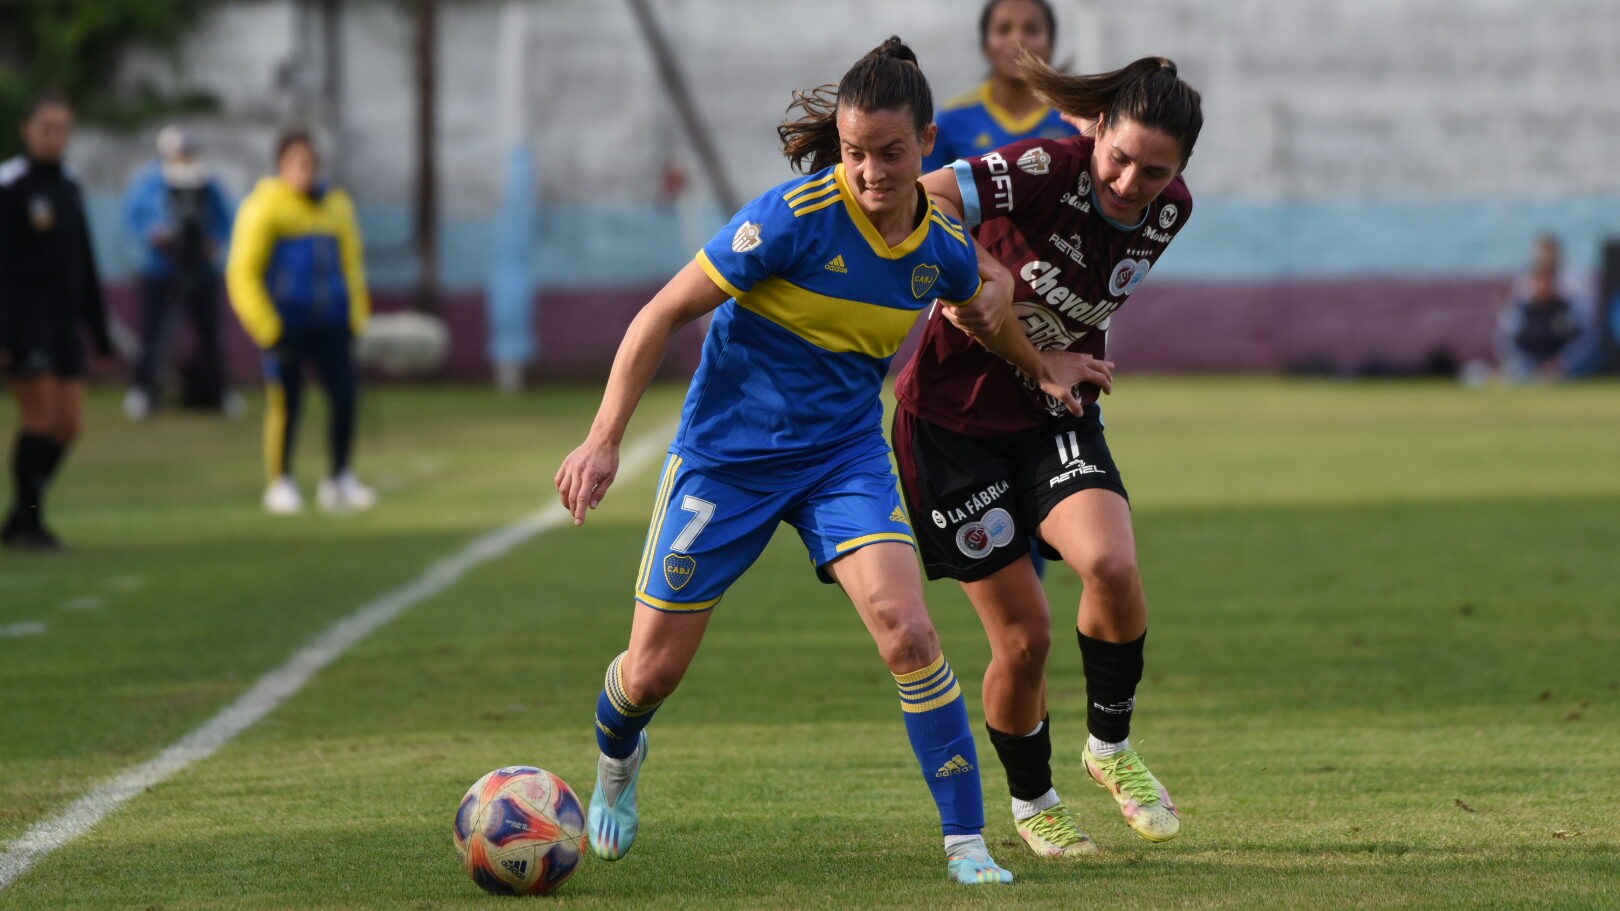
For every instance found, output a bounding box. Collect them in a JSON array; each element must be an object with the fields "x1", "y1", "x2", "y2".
[
  {"x1": 122, "y1": 125, "x2": 238, "y2": 419},
  {"x1": 0, "y1": 93, "x2": 110, "y2": 550},
  {"x1": 1496, "y1": 234, "x2": 1598, "y2": 382},
  {"x1": 226, "y1": 130, "x2": 376, "y2": 515}
]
